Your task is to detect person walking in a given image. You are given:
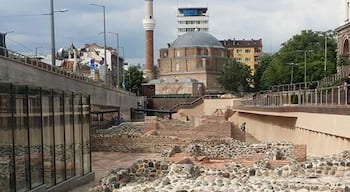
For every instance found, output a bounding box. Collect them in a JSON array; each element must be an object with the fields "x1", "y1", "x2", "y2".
[{"x1": 240, "y1": 122, "x2": 246, "y2": 132}]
